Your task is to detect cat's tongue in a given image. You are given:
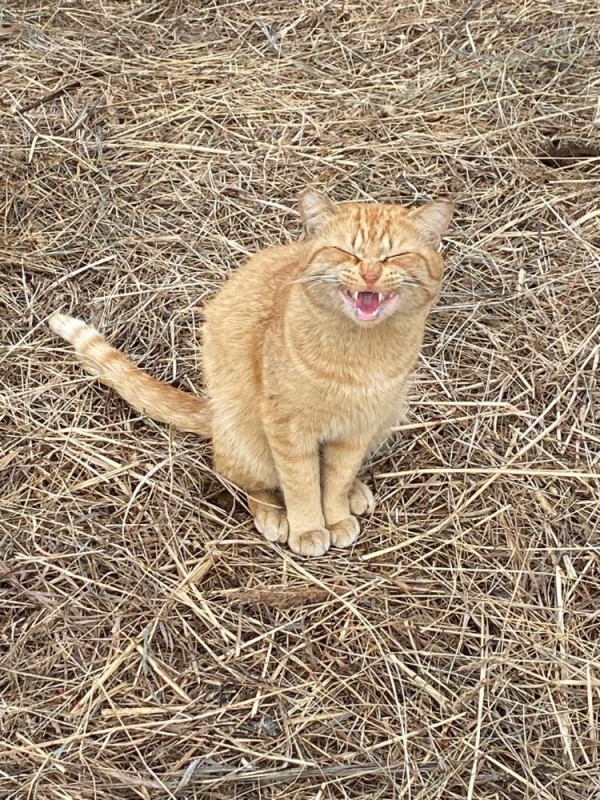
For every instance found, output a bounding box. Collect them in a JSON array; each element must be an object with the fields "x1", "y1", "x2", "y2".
[
  {"x1": 356, "y1": 292, "x2": 380, "y2": 317},
  {"x1": 340, "y1": 287, "x2": 395, "y2": 322}
]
